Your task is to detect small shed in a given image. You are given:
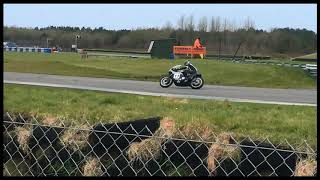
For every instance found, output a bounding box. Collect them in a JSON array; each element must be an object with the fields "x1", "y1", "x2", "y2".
[{"x1": 148, "y1": 38, "x2": 177, "y2": 59}]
